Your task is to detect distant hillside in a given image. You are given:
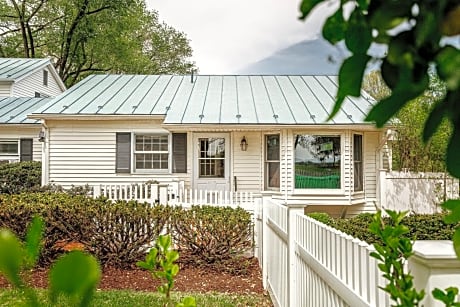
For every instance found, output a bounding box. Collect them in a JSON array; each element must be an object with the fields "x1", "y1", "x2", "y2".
[{"x1": 238, "y1": 37, "x2": 387, "y2": 75}]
